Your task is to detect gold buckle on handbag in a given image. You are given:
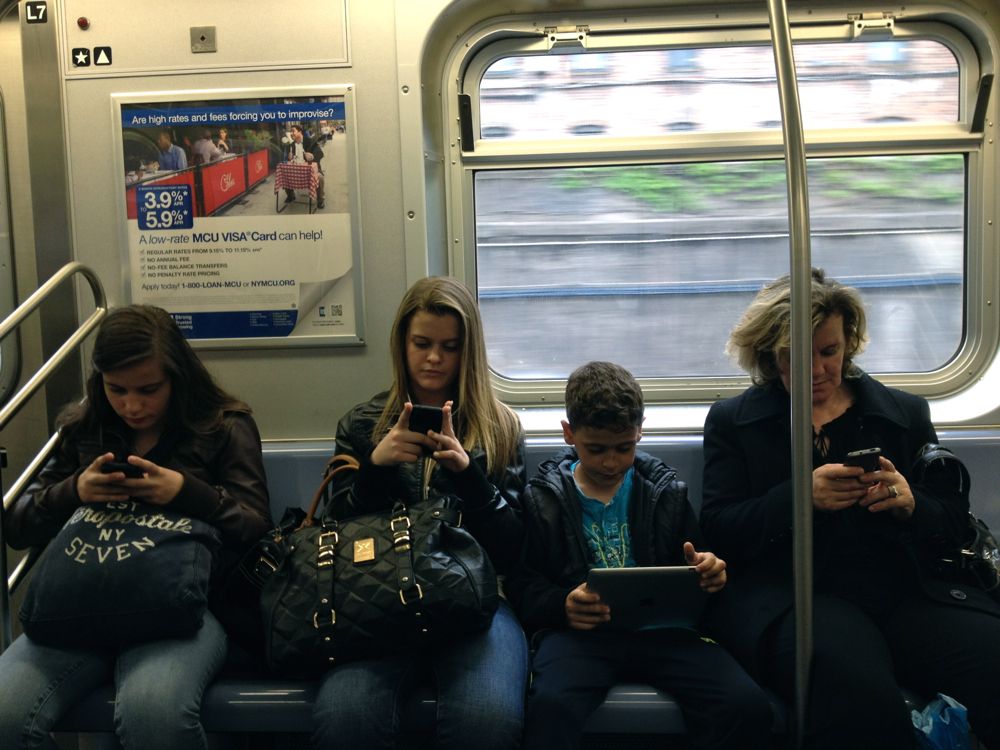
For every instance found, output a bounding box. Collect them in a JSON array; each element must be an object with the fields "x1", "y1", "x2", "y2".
[
  {"x1": 391, "y1": 514, "x2": 412, "y2": 551},
  {"x1": 399, "y1": 583, "x2": 424, "y2": 605},
  {"x1": 390, "y1": 514, "x2": 410, "y2": 531},
  {"x1": 317, "y1": 531, "x2": 339, "y2": 568}
]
